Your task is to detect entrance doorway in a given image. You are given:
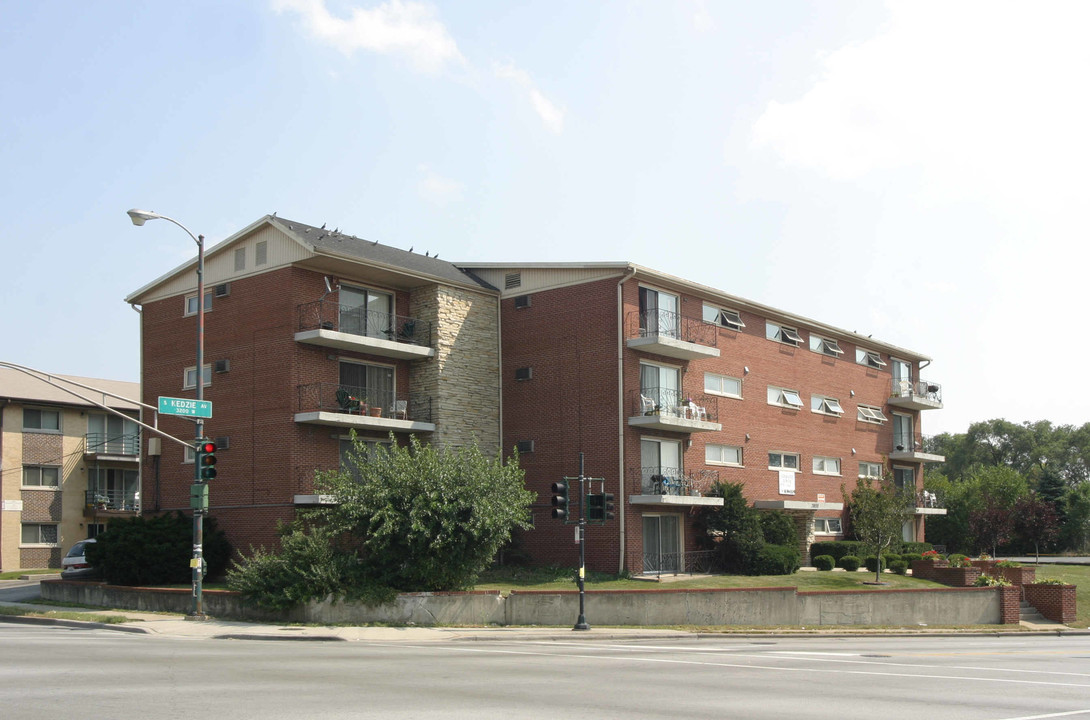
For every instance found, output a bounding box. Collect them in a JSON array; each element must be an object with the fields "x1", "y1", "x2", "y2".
[{"x1": 642, "y1": 515, "x2": 681, "y2": 574}]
